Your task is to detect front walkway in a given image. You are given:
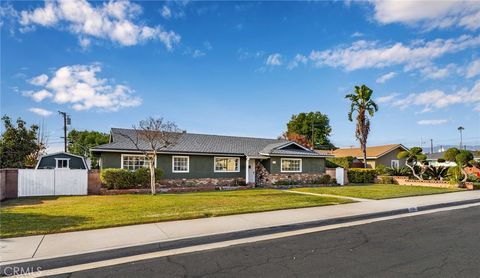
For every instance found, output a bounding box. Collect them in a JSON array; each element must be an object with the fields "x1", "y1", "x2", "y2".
[{"x1": 2, "y1": 191, "x2": 480, "y2": 264}]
